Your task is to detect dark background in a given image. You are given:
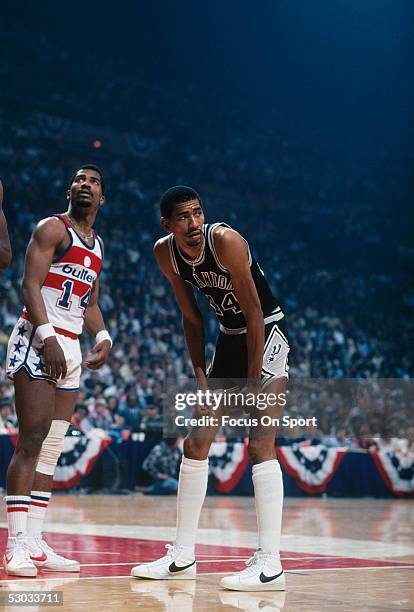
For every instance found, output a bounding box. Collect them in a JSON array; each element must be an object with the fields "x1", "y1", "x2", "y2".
[{"x1": 0, "y1": 0, "x2": 413, "y2": 382}]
